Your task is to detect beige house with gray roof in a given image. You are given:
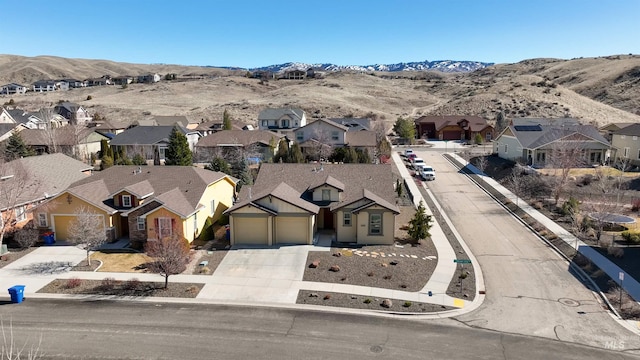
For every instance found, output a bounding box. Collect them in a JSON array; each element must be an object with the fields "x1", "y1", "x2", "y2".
[
  {"x1": 194, "y1": 129, "x2": 283, "y2": 163},
  {"x1": 225, "y1": 163, "x2": 399, "y2": 246}
]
